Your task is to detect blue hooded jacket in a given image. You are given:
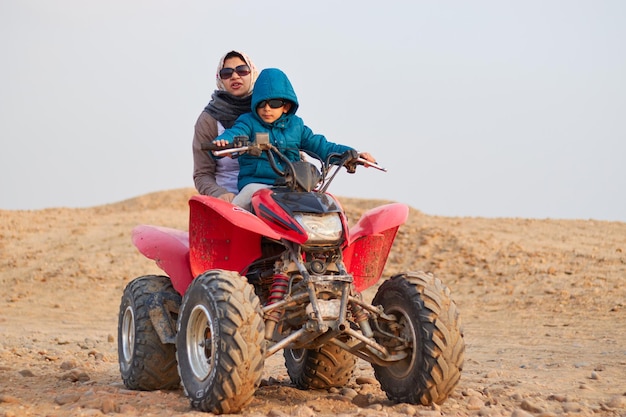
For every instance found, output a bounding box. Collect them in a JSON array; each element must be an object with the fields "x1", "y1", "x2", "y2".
[{"x1": 214, "y1": 68, "x2": 354, "y2": 190}]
